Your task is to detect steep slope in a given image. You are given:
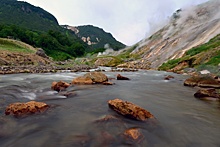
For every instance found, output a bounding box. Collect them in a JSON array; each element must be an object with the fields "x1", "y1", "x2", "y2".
[
  {"x1": 127, "y1": 0, "x2": 220, "y2": 69},
  {"x1": 158, "y1": 33, "x2": 220, "y2": 72},
  {"x1": 62, "y1": 25, "x2": 126, "y2": 51},
  {"x1": 0, "y1": 0, "x2": 60, "y2": 32}
]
